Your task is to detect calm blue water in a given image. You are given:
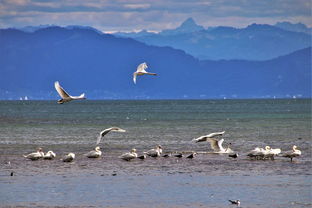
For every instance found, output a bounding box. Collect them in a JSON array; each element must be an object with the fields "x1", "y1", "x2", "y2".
[{"x1": 0, "y1": 99, "x2": 311, "y2": 207}]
